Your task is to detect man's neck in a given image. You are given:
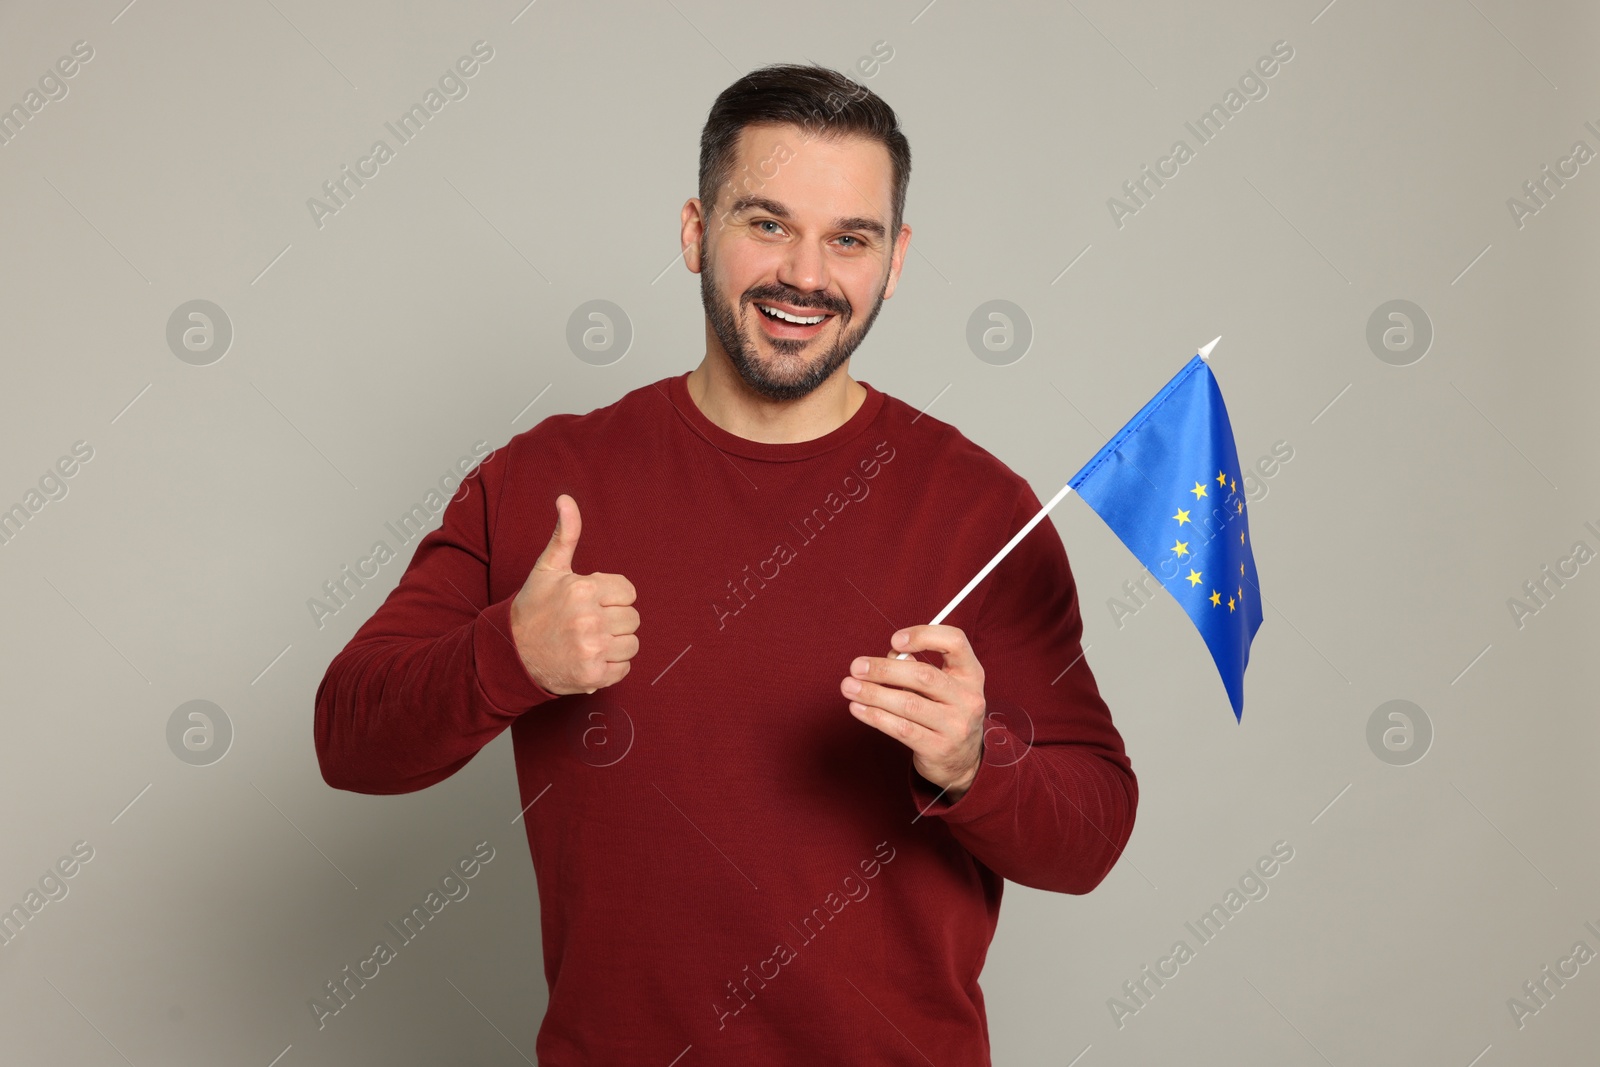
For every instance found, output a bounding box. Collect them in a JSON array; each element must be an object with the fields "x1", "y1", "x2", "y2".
[{"x1": 685, "y1": 352, "x2": 867, "y2": 445}]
